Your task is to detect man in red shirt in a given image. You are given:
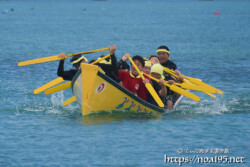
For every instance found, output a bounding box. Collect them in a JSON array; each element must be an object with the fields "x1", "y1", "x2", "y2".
[{"x1": 117, "y1": 54, "x2": 151, "y2": 101}]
